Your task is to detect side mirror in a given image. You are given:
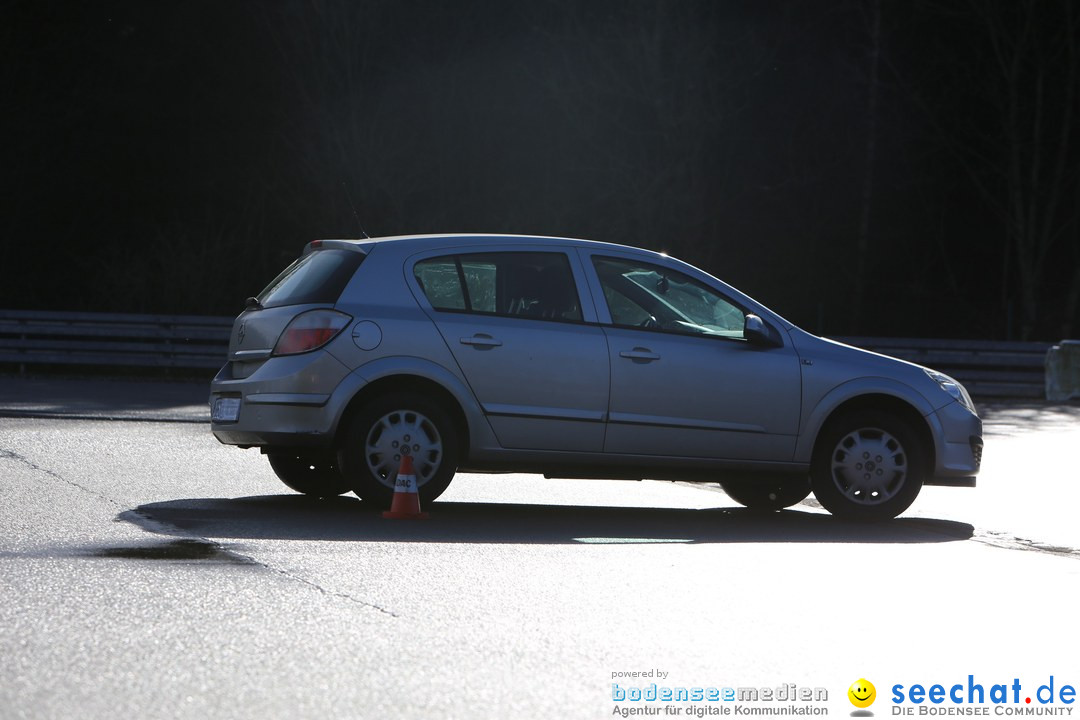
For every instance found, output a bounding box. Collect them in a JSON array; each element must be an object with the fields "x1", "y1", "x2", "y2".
[{"x1": 744, "y1": 314, "x2": 780, "y2": 347}]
